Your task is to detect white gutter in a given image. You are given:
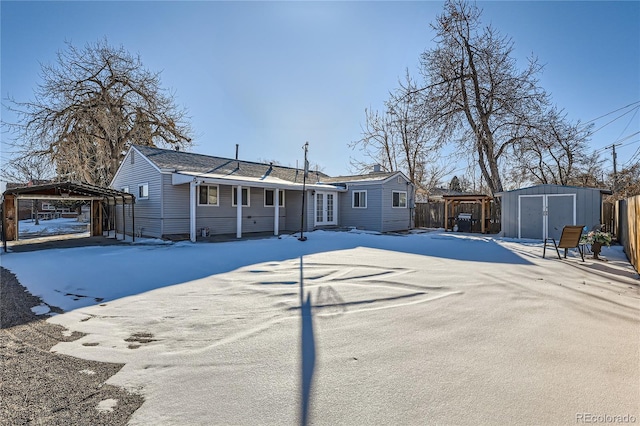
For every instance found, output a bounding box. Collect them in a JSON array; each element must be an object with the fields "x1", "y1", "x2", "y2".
[{"x1": 172, "y1": 172, "x2": 347, "y2": 192}]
